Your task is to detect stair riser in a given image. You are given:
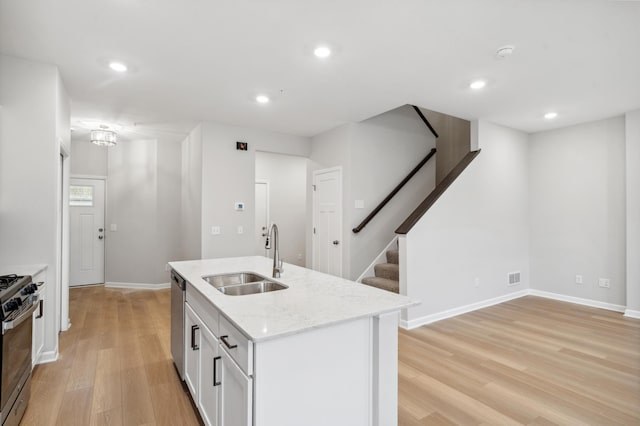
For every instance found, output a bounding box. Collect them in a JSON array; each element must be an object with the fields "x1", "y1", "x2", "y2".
[
  {"x1": 374, "y1": 264, "x2": 399, "y2": 281},
  {"x1": 386, "y1": 250, "x2": 399, "y2": 264}
]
